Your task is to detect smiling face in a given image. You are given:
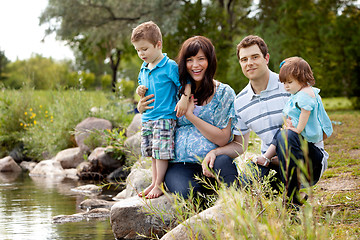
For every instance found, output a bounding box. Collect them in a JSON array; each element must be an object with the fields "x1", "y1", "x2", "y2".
[
  {"x1": 186, "y1": 49, "x2": 208, "y2": 85},
  {"x1": 239, "y1": 44, "x2": 269, "y2": 82},
  {"x1": 132, "y1": 39, "x2": 162, "y2": 65}
]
